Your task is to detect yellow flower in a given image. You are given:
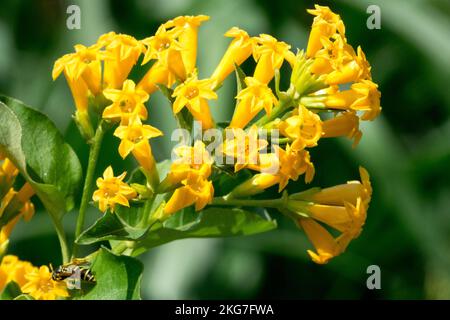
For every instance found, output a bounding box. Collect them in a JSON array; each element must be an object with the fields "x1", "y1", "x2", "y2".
[
  {"x1": 99, "y1": 32, "x2": 144, "y2": 89},
  {"x1": 141, "y1": 25, "x2": 186, "y2": 82},
  {"x1": 210, "y1": 27, "x2": 255, "y2": 86},
  {"x1": 276, "y1": 105, "x2": 322, "y2": 151},
  {"x1": 52, "y1": 54, "x2": 89, "y2": 114},
  {"x1": 287, "y1": 166, "x2": 371, "y2": 263},
  {"x1": 1, "y1": 158, "x2": 18, "y2": 204},
  {"x1": 308, "y1": 166, "x2": 372, "y2": 207},
  {"x1": 164, "y1": 174, "x2": 214, "y2": 215},
  {"x1": 172, "y1": 73, "x2": 217, "y2": 129},
  {"x1": 166, "y1": 140, "x2": 213, "y2": 185},
  {"x1": 296, "y1": 218, "x2": 340, "y2": 264},
  {"x1": 102, "y1": 79, "x2": 149, "y2": 124},
  {"x1": 306, "y1": 5, "x2": 345, "y2": 57},
  {"x1": 322, "y1": 111, "x2": 362, "y2": 147},
  {"x1": 0, "y1": 255, "x2": 35, "y2": 287},
  {"x1": 291, "y1": 196, "x2": 367, "y2": 264},
  {"x1": 325, "y1": 80, "x2": 381, "y2": 120},
  {"x1": 52, "y1": 43, "x2": 103, "y2": 95},
  {"x1": 219, "y1": 126, "x2": 268, "y2": 172},
  {"x1": 137, "y1": 61, "x2": 172, "y2": 94},
  {"x1": 322, "y1": 44, "x2": 372, "y2": 85},
  {"x1": 113, "y1": 115, "x2": 162, "y2": 185},
  {"x1": 231, "y1": 145, "x2": 314, "y2": 197},
  {"x1": 275, "y1": 145, "x2": 315, "y2": 189},
  {"x1": 163, "y1": 15, "x2": 210, "y2": 74},
  {"x1": 92, "y1": 166, "x2": 137, "y2": 213},
  {"x1": 253, "y1": 34, "x2": 295, "y2": 84},
  {"x1": 163, "y1": 141, "x2": 214, "y2": 215},
  {"x1": 21, "y1": 266, "x2": 69, "y2": 300},
  {"x1": 0, "y1": 183, "x2": 35, "y2": 254},
  {"x1": 230, "y1": 77, "x2": 278, "y2": 128}
]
